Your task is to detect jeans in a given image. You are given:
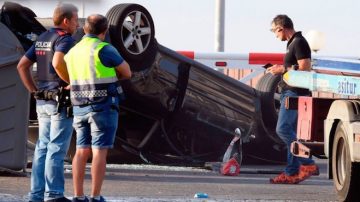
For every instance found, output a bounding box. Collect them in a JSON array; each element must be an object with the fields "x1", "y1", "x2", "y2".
[
  {"x1": 29, "y1": 104, "x2": 73, "y2": 202},
  {"x1": 276, "y1": 90, "x2": 314, "y2": 176}
]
